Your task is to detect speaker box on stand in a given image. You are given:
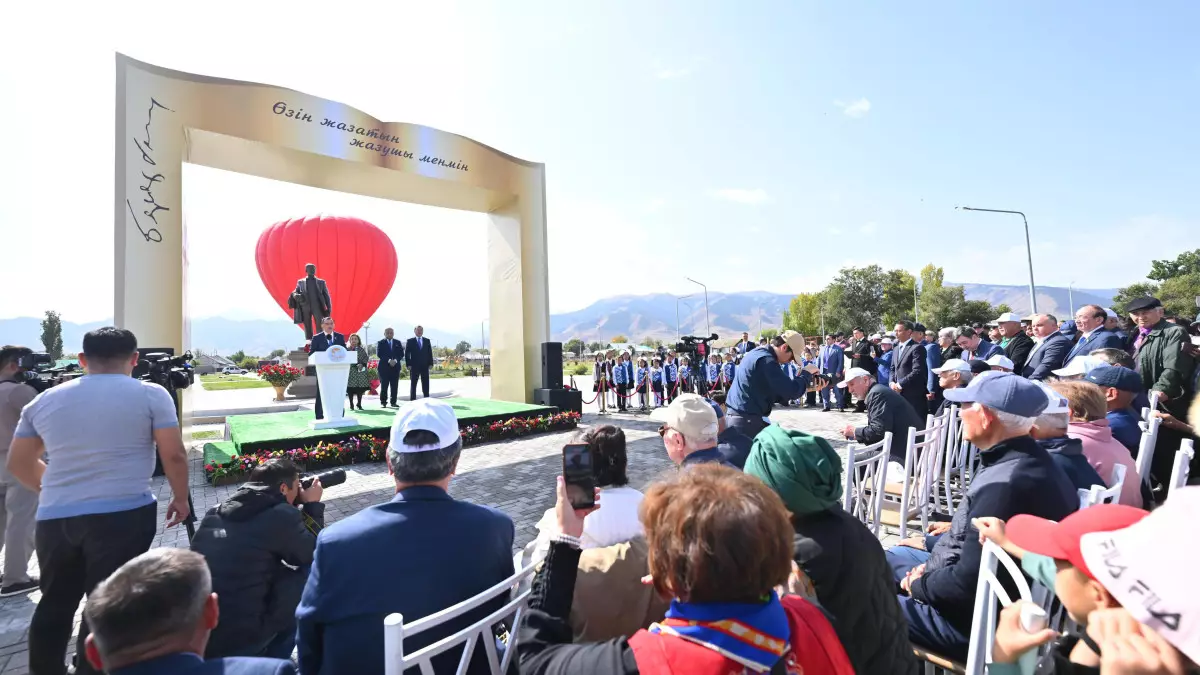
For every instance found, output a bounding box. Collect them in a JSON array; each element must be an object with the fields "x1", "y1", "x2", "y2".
[
  {"x1": 534, "y1": 387, "x2": 582, "y2": 415},
  {"x1": 540, "y1": 341, "x2": 563, "y2": 390}
]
